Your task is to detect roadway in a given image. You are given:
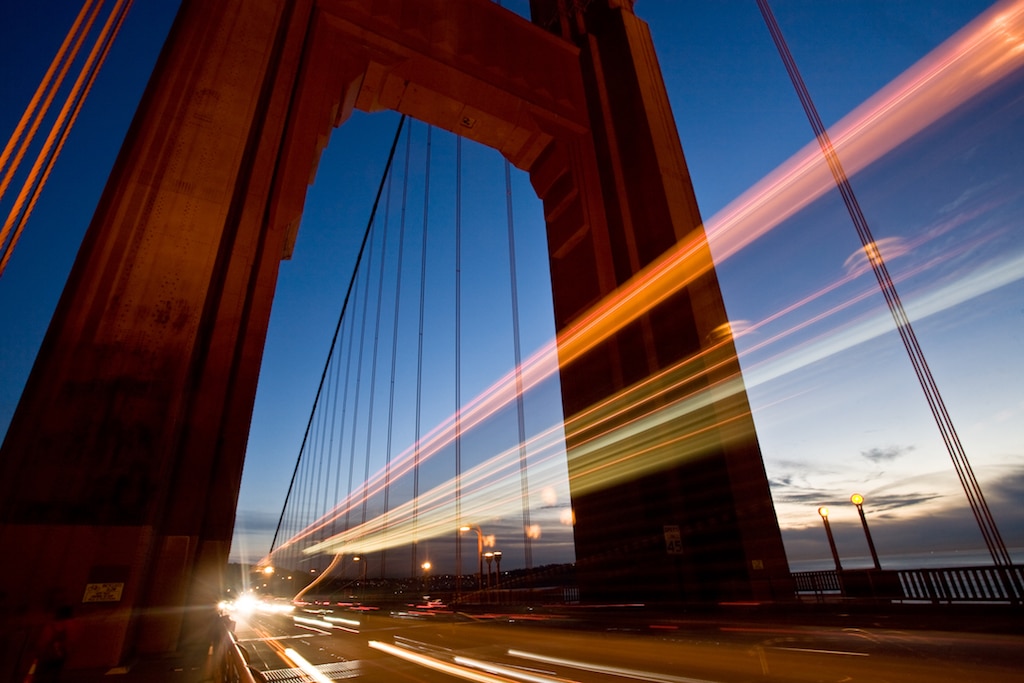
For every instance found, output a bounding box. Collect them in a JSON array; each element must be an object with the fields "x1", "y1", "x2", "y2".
[{"x1": 229, "y1": 598, "x2": 1023, "y2": 682}]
